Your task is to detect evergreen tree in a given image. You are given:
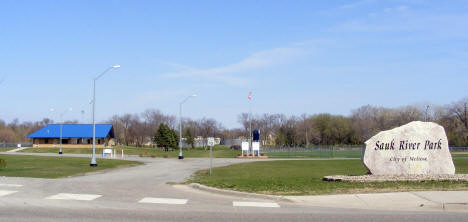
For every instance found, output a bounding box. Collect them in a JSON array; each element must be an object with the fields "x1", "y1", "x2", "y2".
[
  {"x1": 154, "y1": 123, "x2": 178, "y2": 151},
  {"x1": 170, "y1": 129, "x2": 179, "y2": 149},
  {"x1": 184, "y1": 128, "x2": 195, "y2": 149}
]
